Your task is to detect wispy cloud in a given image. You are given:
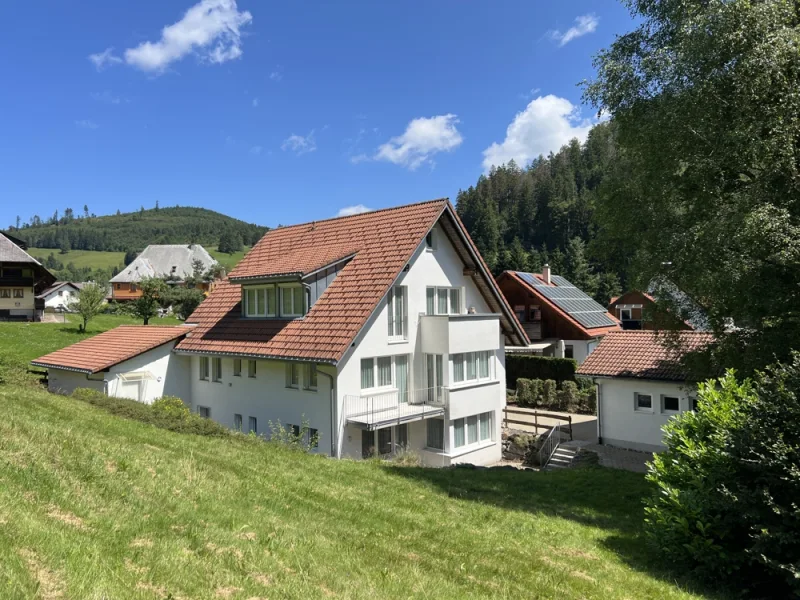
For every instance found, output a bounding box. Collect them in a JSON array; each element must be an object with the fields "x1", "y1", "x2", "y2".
[
  {"x1": 269, "y1": 68, "x2": 283, "y2": 82},
  {"x1": 90, "y1": 0, "x2": 252, "y2": 75},
  {"x1": 373, "y1": 114, "x2": 463, "y2": 170},
  {"x1": 88, "y1": 48, "x2": 123, "y2": 71},
  {"x1": 282, "y1": 131, "x2": 316, "y2": 155},
  {"x1": 90, "y1": 90, "x2": 126, "y2": 105},
  {"x1": 252, "y1": 97, "x2": 259, "y2": 108},
  {"x1": 75, "y1": 119, "x2": 99, "y2": 130},
  {"x1": 482, "y1": 94, "x2": 594, "y2": 172},
  {"x1": 336, "y1": 204, "x2": 372, "y2": 217},
  {"x1": 549, "y1": 14, "x2": 599, "y2": 47}
]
